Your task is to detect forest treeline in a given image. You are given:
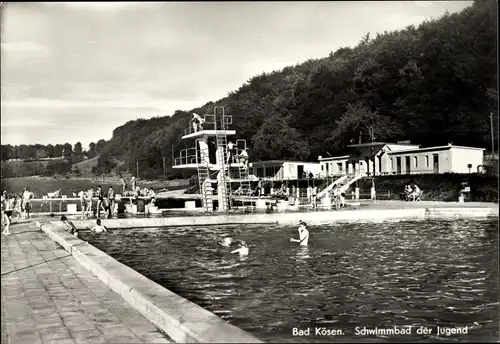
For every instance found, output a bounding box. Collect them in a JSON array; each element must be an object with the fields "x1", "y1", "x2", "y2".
[
  {"x1": 4, "y1": 1, "x2": 498, "y2": 180},
  {"x1": 1, "y1": 140, "x2": 107, "y2": 161}
]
